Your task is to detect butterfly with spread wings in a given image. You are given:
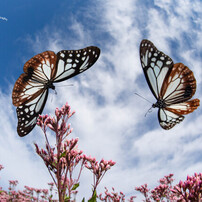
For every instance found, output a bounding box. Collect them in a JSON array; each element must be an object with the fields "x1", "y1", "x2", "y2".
[
  {"x1": 140, "y1": 39, "x2": 200, "y2": 130},
  {"x1": 12, "y1": 46, "x2": 100, "y2": 137}
]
